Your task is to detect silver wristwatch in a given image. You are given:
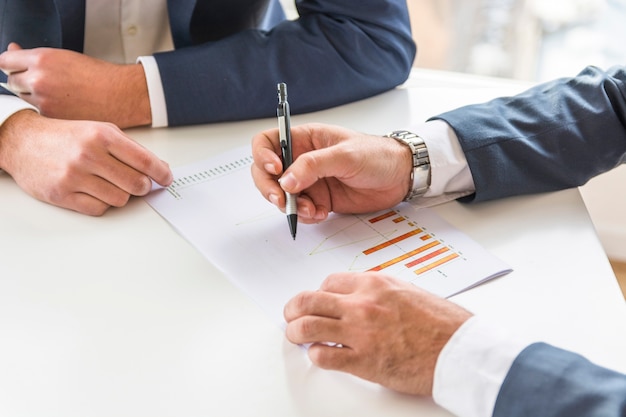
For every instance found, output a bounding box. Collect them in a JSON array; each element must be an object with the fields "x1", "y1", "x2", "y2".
[{"x1": 385, "y1": 130, "x2": 431, "y2": 201}]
